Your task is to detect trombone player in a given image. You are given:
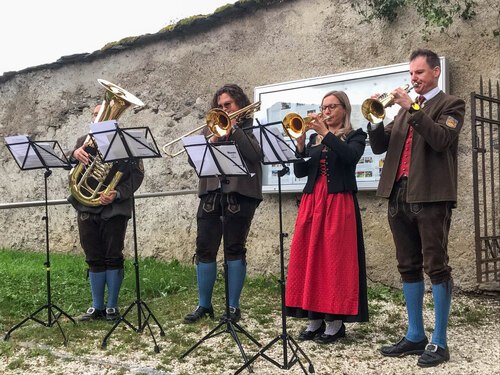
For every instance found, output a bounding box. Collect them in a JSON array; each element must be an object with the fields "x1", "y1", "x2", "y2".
[{"x1": 183, "y1": 84, "x2": 263, "y2": 324}]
